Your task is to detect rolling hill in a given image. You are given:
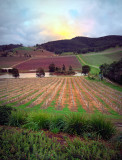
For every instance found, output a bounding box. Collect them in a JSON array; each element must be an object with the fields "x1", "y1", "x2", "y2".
[{"x1": 39, "y1": 35, "x2": 122, "y2": 54}]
